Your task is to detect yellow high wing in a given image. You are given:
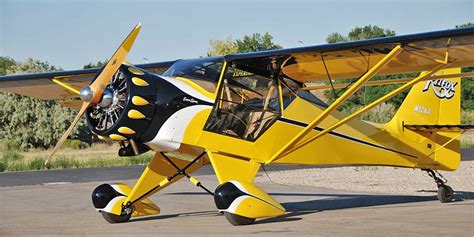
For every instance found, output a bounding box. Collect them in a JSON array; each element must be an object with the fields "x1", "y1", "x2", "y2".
[{"x1": 0, "y1": 62, "x2": 174, "y2": 100}]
